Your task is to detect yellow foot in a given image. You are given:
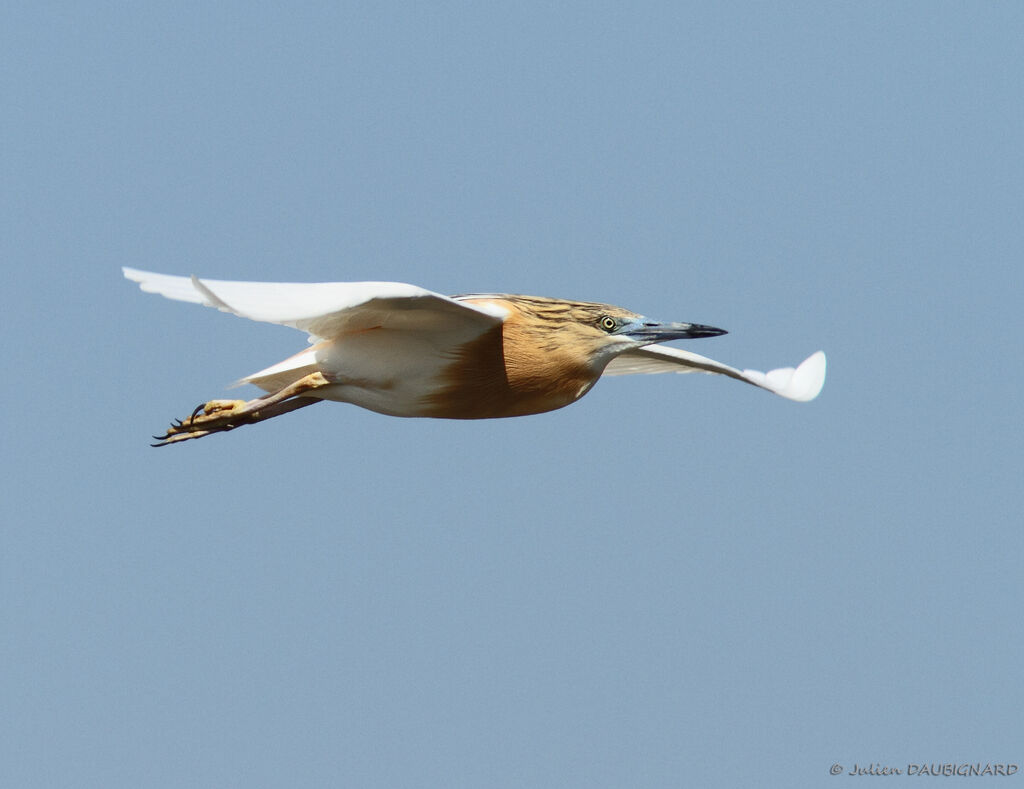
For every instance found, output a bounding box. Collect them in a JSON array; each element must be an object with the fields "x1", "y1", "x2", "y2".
[
  {"x1": 153, "y1": 399, "x2": 253, "y2": 446},
  {"x1": 191, "y1": 399, "x2": 248, "y2": 420},
  {"x1": 151, "y1": 373, "x2": 330, "y2": 447}
]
